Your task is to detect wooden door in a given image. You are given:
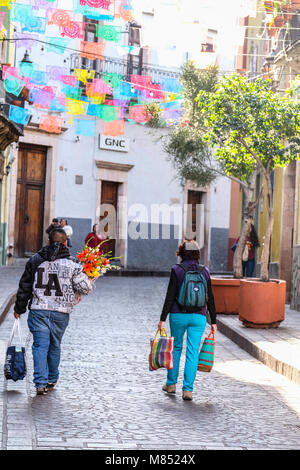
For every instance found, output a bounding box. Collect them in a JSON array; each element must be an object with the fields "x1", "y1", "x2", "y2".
[
  {"x1": 100, "y1": 181, "x2": 118, "y2": 257},
  {"x1": 187, "y1": 190, "x2": 203, "y2": 237},
  {"x1": 15, "y1": 145, "x2": 46, "y2": 257}
]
